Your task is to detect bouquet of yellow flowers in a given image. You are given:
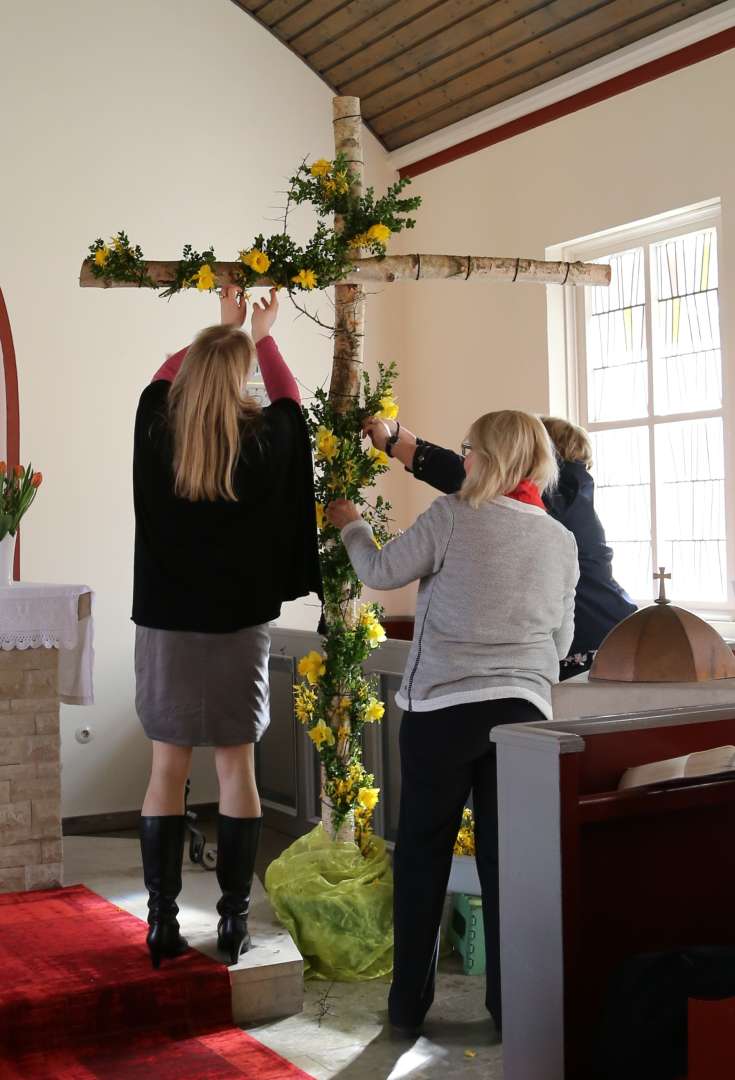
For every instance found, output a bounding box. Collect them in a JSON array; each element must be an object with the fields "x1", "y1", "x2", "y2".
[{"x1": 0, "y1": 462, "x2": 43, "y2": 541}]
